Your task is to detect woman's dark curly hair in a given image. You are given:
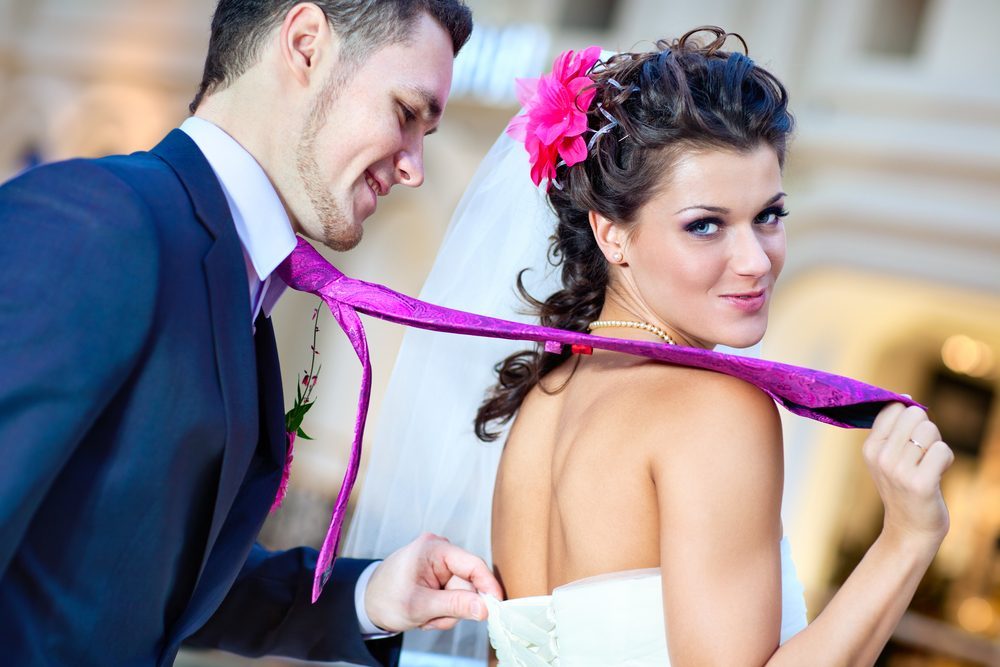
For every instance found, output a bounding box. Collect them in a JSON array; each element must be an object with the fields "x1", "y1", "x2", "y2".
[{"x1": 474, "y1": 27, "x2": 795, "y2": 441}]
